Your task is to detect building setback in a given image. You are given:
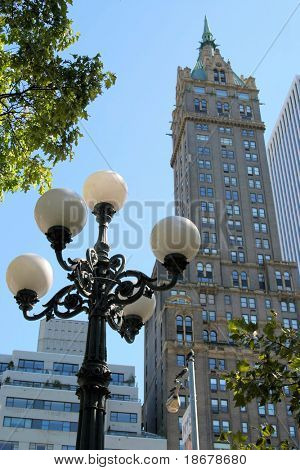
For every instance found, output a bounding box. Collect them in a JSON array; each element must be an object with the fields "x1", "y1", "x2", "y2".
[
  {"x1": 143, "y1": 17, "x2": 300, "y2": 450},
  {"x1": 0, "y1": 319, "x2": 166, "y2": 450},
  {"x1": 267, "y1": 75, "x2": 300, "y2": 274}
]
